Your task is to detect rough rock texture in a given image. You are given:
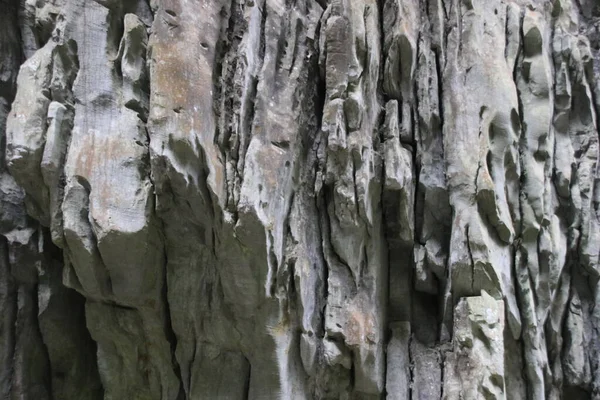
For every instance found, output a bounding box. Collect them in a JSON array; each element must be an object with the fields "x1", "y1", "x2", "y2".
[{"x1": 1, "y1": 0, "x2": 600, "y2": 398}]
